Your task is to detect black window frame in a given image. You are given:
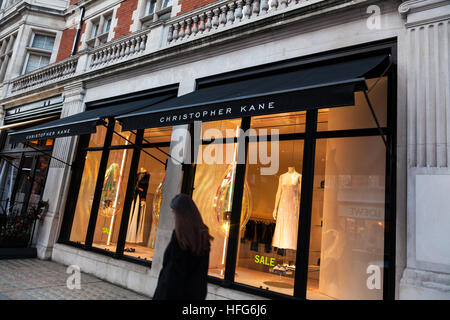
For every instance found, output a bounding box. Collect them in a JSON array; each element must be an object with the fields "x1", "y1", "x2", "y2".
[{"x1": 58, "y1": 87, "x2": 178, "y2": 268}]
